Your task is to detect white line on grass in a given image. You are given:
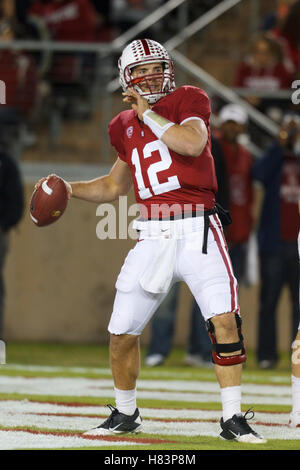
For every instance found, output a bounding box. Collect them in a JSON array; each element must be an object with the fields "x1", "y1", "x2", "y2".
[
  {"x1": 2, "y1": 364, "x2": 290, "y2": 383},
  {"x1": 0, "y1": 430, "x2": 145, "y2": 450},
  {"x1": 0, "y1": 405, "x2": 298, "y2": 441},
  {"x1": 0, "y1": 376, "x2": 292, "y2": 405}
]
